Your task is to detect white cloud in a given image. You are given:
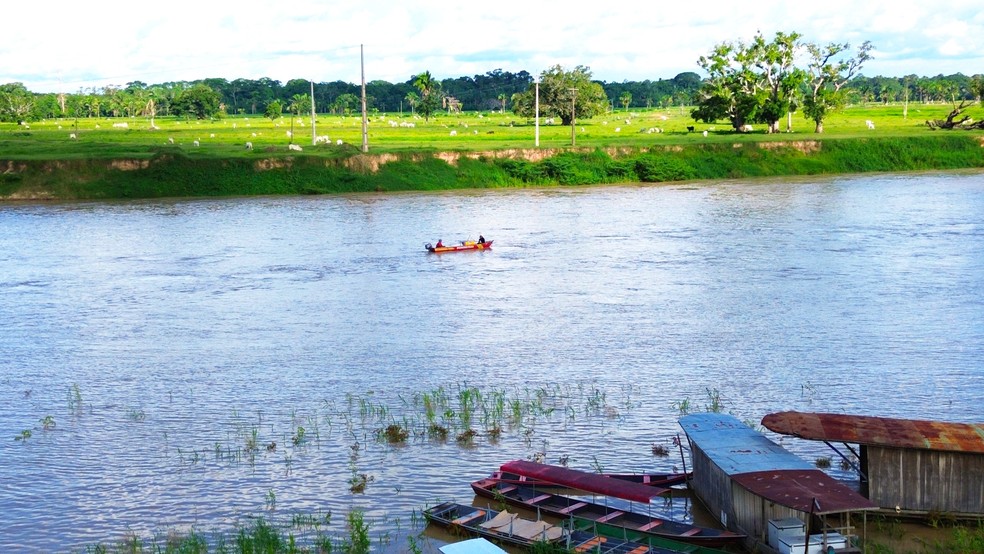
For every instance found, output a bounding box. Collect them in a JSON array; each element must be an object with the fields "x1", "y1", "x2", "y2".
[{"x1": 2, "y1": 0, "x2": 982, "y2": 92}]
